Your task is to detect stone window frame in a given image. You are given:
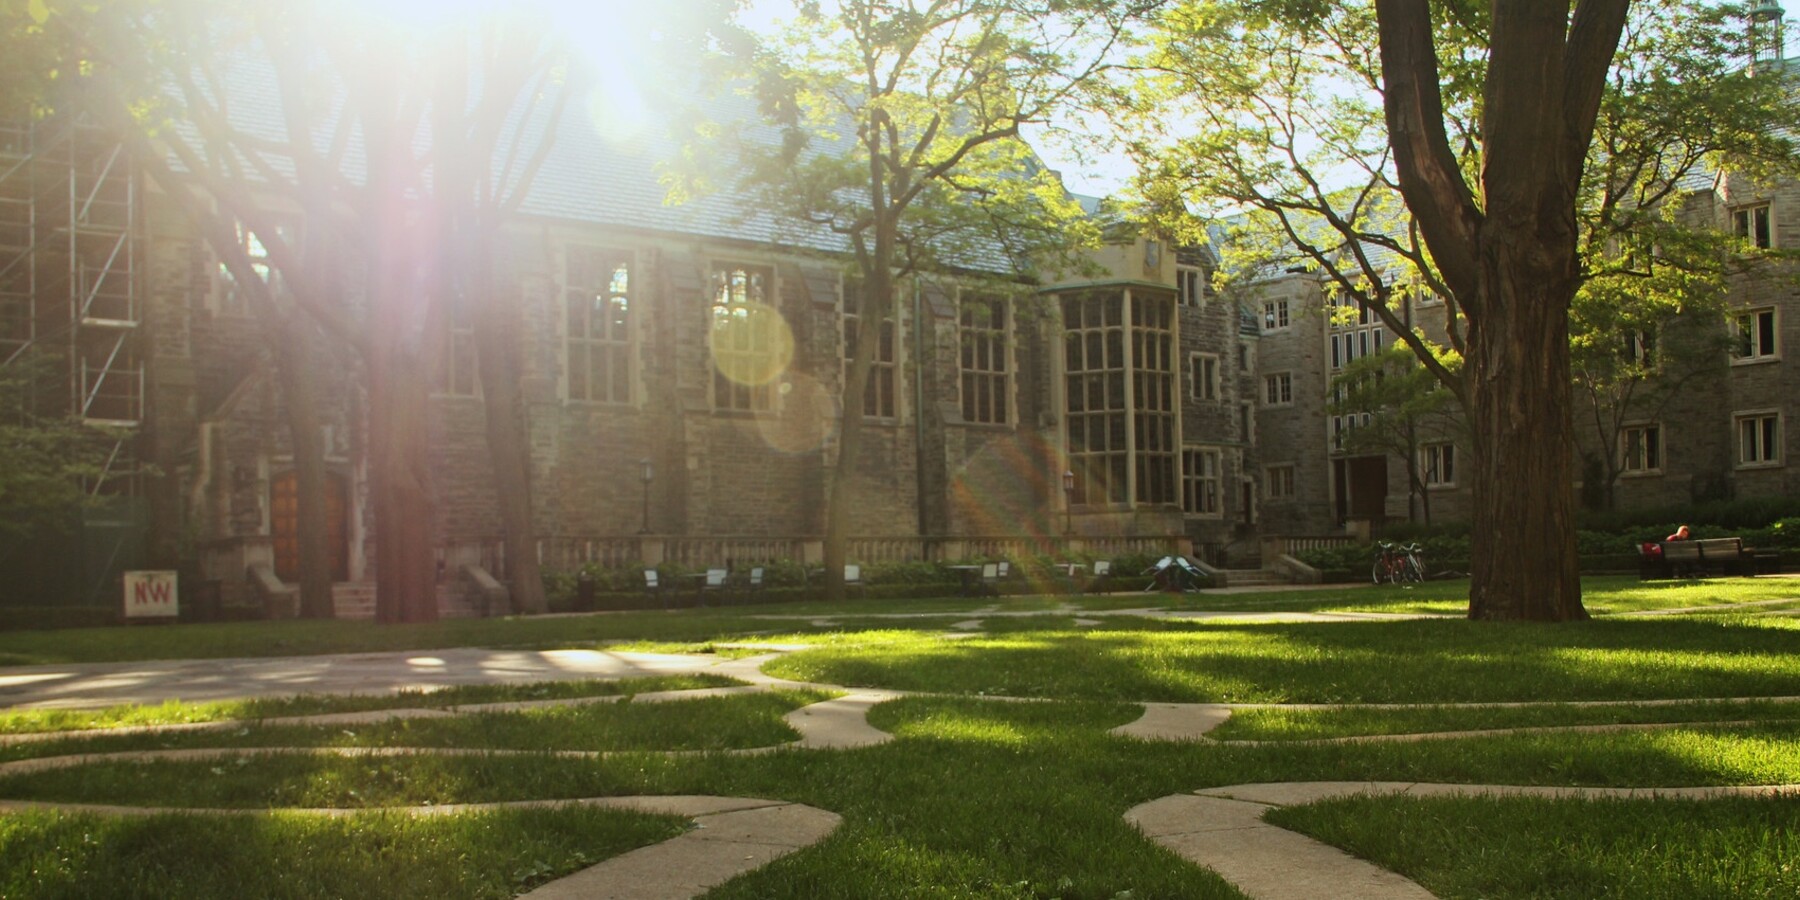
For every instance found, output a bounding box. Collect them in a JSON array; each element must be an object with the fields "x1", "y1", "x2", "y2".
[
  {"x1": 708, "y1": 261, "x2": 782, "y2": 414},
  {"x1": 564, "y1": 246, "x2": 637, "y2": 406},
  {"x1": 1189, "y1": 351, "x2": 1220, "y2": 401},
  {"x1": 1421, "y1": 441, "x2": 1456, "y2": 488},
  {"x1": 1180, "y1": 446, "x2": 1223, "y2": 517},
  {"x1": 1262, "y1": 299, "x2": 1290, "y2": 331},
  {"x1": 1062, "y1": 290, "x2": 1177, "y2": 508},
  {"x1": 1330, "y1": 326, "x2": 1386, "y2": 370},
  {"x1": 1265, "y1": 463, "x2": 1296, "y2": 500},
  {"x1": 1732, "y1": 201, "x2": 1774, "y2": 250},
  {"x1": 435, "y1": 292, "x2": 480, "y2": 398},
  {"x1": 958, "y1": 292, "x2": 1012, "y2": 427},
  {"x1": 1177, "y1": 264, "x2": 1208, "y2": 307},
  {"x1": 1731, "y1": 306, "x2": 1779, "y2": 364},
  {"x1": 1620, "y1": 421, "x2": 1662, "y2": 476},
  {"x1": 1735, "y1": 409, "x2": 1782, "y2": 468},
  {"x1": 841, "y1": 276, "x2": 902, "y2": 423},
  {"x1": 1131, "y1": 295, "x2": 1179, "y2": 505},
  {"x1": 1263, "y1": 371, "x2": 1293, "y2": 406}
]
